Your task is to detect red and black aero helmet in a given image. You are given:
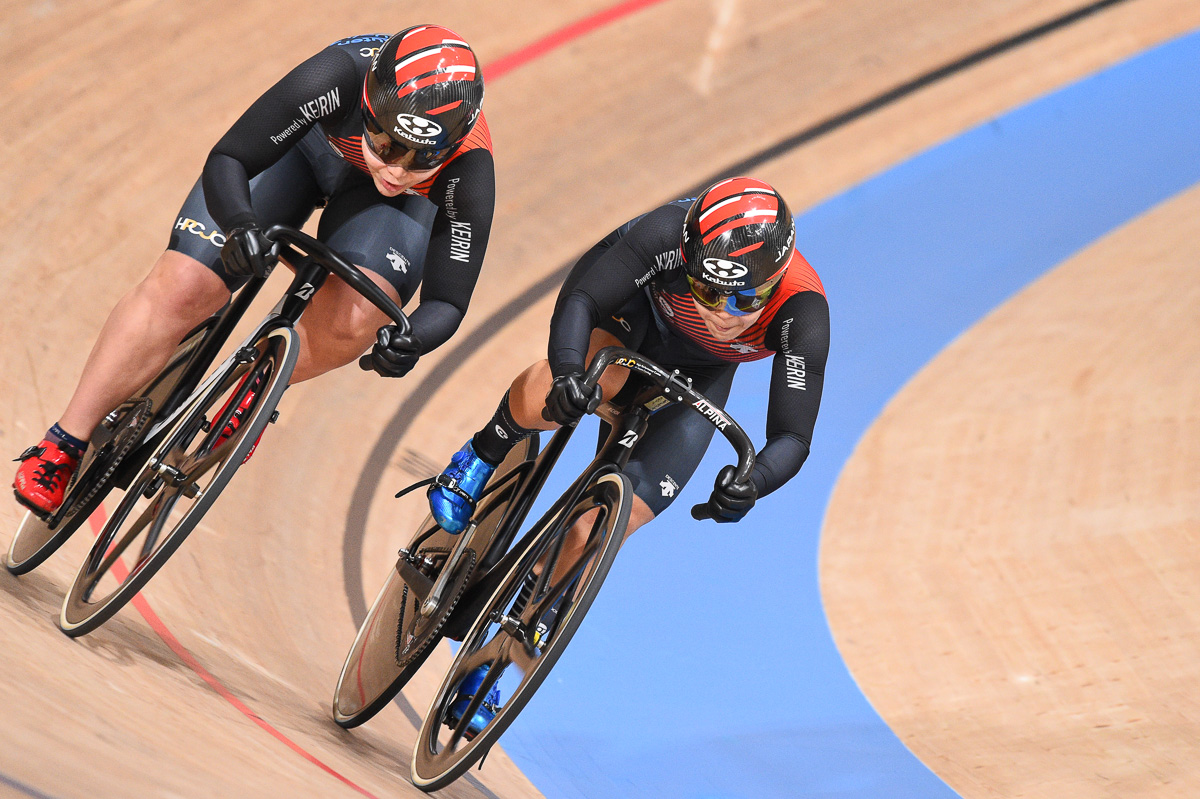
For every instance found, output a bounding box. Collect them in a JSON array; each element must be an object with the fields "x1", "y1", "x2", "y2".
[
  {"x1": 682, "y1": 177, "x2": 795, "y2": 314},
  {"x1": 362, "y1": 25, "x2": 484, "y2": 169}
]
